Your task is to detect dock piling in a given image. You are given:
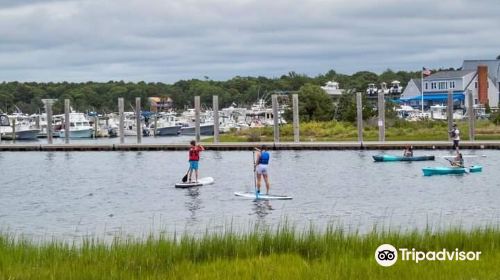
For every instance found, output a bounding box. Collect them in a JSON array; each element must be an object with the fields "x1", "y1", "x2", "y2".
[
  {"x1": 447, "y1": 90, "x2": 453, "y2": 141},
  {"x1": 195, "y1": 96, "x2": 200, "y2": 143},
  {"x1": 272, "y1": 94, "x2": 280, "y2": 143},
  {"x1": 12, "y1": 118, "x2": 16, "y2": 142},
  {"x1": 292, "y1": 94, "x2": 299, "y2": 143},
  {"x1": 377, "y1": 91, "x2": 385, "y2": 142},
  {"x1": 213, "y1": 95, "x2": 219, "y2": 143},
  {"x1": 64, "y1": 99, "x2": 70, "y2": 144},
  {"x1": 468, "y1": 89, "x2": 475, "y2": 141},
  {"x1": 356, "y1": 92, "x2": 363, "y2": 143},
  {"x1": 136, "y1": 97, "x2": 142, "y2": 144},
  {"x1": 42, "y1": 99, "x2": 55, "y2": 144},
  {"x1": 119, "y1": 98, "x2": 124, "y2": 144}
]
